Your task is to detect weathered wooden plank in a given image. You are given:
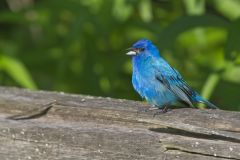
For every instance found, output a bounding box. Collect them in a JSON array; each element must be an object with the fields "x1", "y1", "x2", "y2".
[{"x1": 0, "y1": 87, "x2": 239, "y2": 160}]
